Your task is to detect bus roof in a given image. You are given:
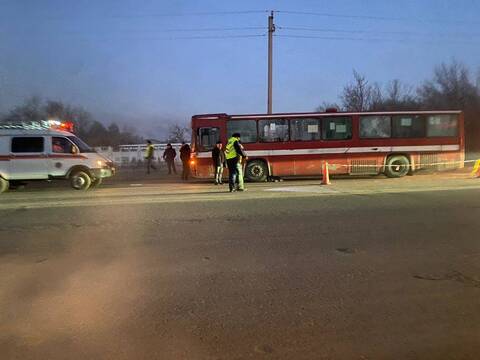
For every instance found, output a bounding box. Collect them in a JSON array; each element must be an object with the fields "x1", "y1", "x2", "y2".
[{"x1": 192, "y1": 110, "x2": 462, "y2": 120}]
